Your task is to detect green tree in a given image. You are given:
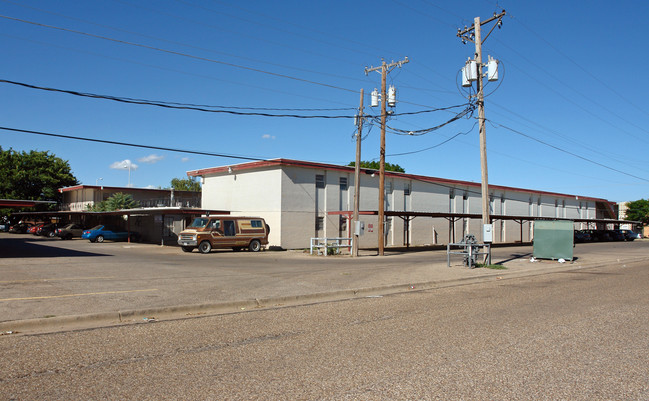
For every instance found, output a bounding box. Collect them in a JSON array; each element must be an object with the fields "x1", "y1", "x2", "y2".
[
  {"x1": 170, "y1": 177, "x2": 201, "y2": 192},
  {"x1": 624, "y1": 199, "x2": 649, "y2": 225},
  {"x1": 0, "y1": 146, "x2": 78, "y2": 213},
  {"x1": 348, "y1": 161, "x2": 405, "y2": 173},
  {"x1": 89, "y1": 193, "x2": 140, "y2": 212}
]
